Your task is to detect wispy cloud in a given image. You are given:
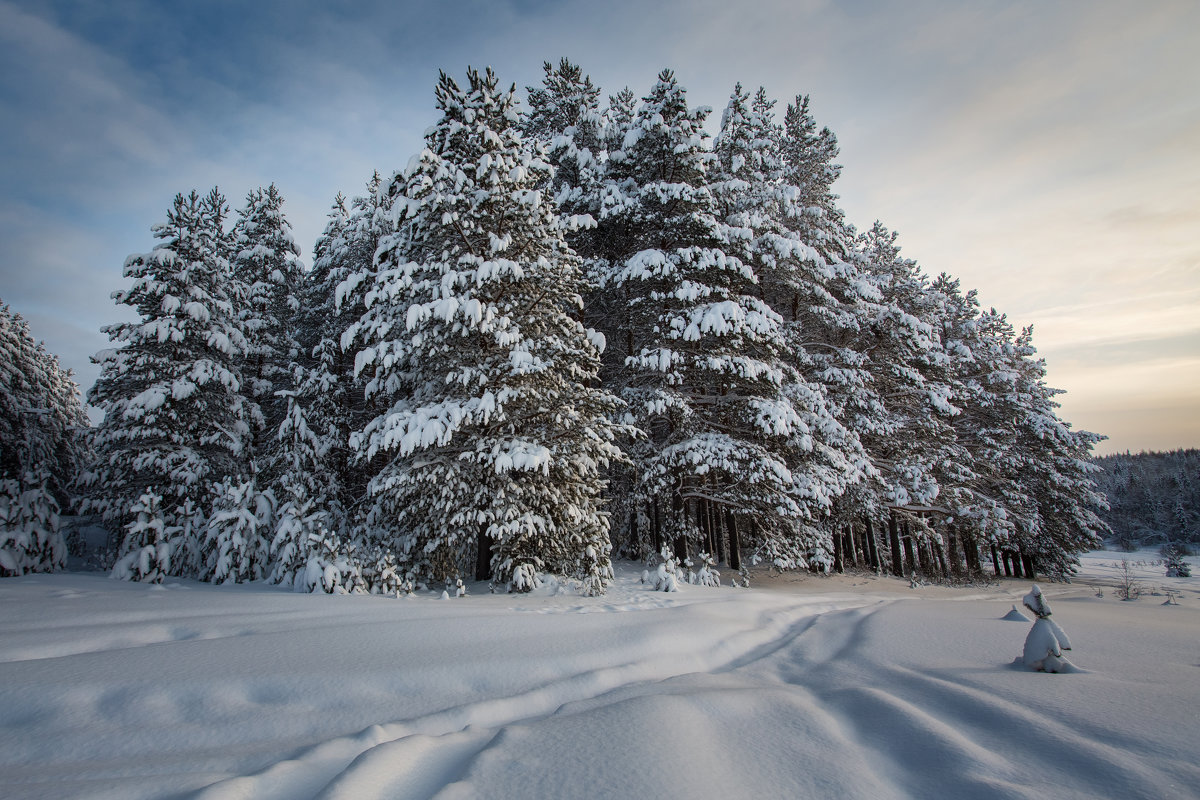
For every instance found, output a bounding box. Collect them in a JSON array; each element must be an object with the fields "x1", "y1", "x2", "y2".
[{"x1": 1, "y1": 0, "x2": 1197, "y2": 452}]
